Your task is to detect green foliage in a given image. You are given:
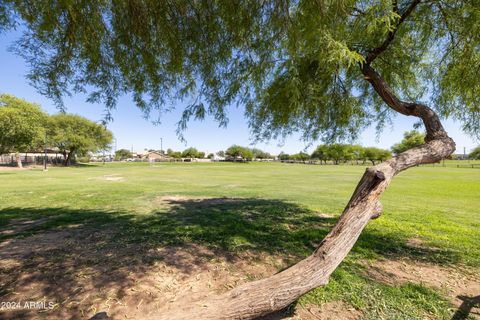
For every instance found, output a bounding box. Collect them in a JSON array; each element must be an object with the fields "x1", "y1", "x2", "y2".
[
  {"x1": 364, "y1": 147, "x2": 392, "y2": 165},
  {"x1": 225, "y1": 145, "x2": 253, "y2": 161},
  {"x1": 181, "y1": 147, "x2": 199, "y2": 158},
  {"x1": 251, "y1": 148, "x2": 272, "y2": 159},
  {"x1": 167, "y1": 149, "x2": 182, "y2": 159},
  {"x1": 77, "y1": 155, "x2": 91, "y2": 163},
  {"x1": 290, "y1": 152, "x2": 310, "y2": 161},
  {"x1": 2, "y1": 1, "x2": 479, "y2": 141},
  {"x1": 391, "y1": 130, "x2": 425, "y2": 155},
  {"x1": 325, "y1": 144, "x2": 354, "y2": 164},
  {"x1": 469, "y1": 146, "x2": 480, "y2": 160},
  {"x1": 48, "y1": 114, "x2": 113, "y2": 164},
  {"x1": 311, "y1": 144, "x2": 391, "y2": 164},
  {"x1": 311, "y1": 145, "x2": 329, "y2": 162},
  {"x1": 115, "y1": 148, "x2": 132, "y2": 160},
  {"x1": 0, "y1": 94, "x2": 47, "y2": 154},
  {"x1": 278, "y1": 152, "x2": 290, "y2": 161}
]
